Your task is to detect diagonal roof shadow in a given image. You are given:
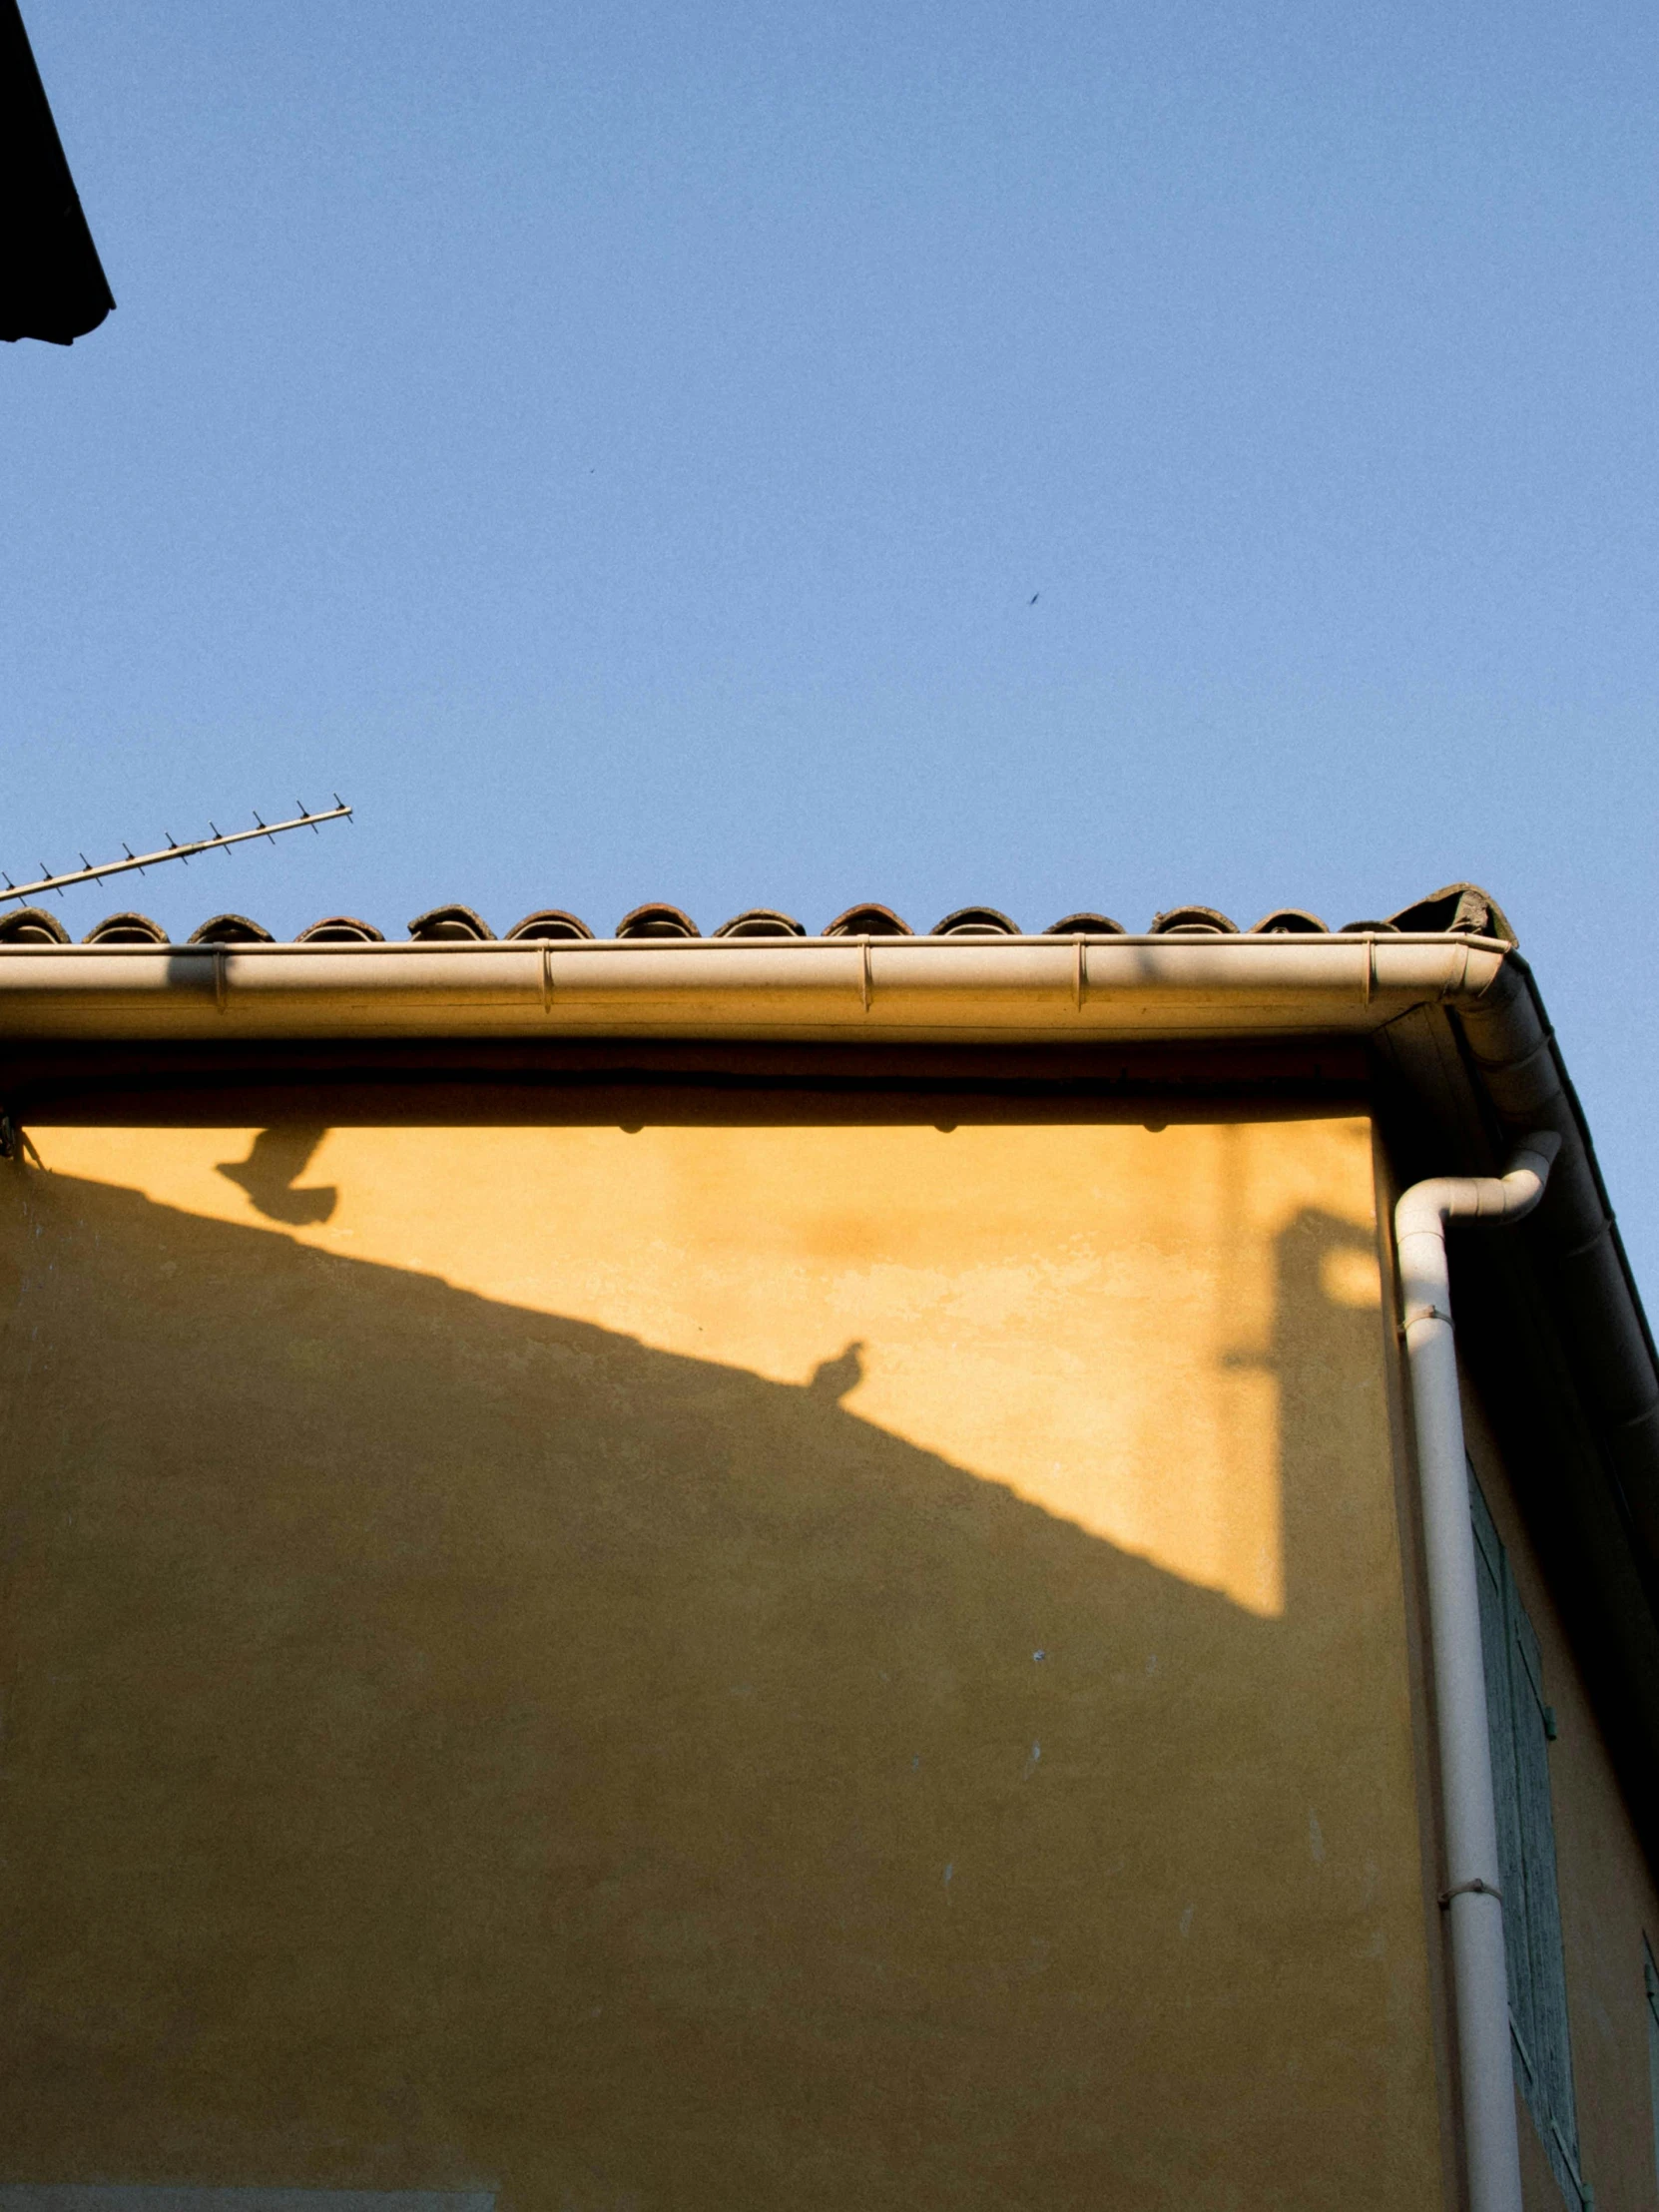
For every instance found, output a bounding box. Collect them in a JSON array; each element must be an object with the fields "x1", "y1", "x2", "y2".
[{"x1": 0, "y1": 1168, "x2": 1428, "y2": 2209}]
